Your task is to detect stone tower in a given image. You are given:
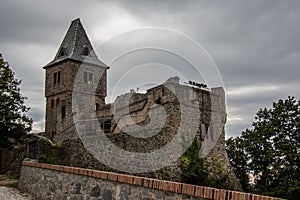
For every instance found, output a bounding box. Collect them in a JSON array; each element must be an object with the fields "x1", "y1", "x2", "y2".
[{"x1": 43, "y1": 18, "x2": 108, "y2": 140}]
